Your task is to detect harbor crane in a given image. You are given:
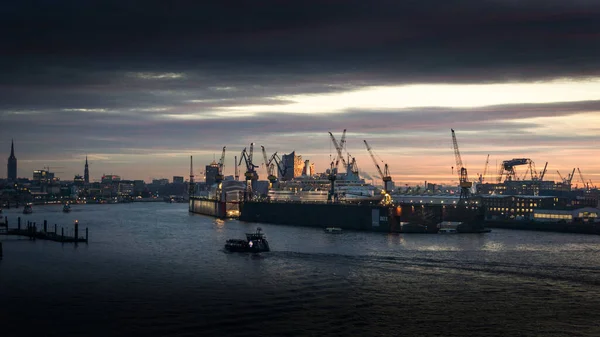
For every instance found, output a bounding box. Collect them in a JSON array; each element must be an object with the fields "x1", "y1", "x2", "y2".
[
  {"x1": 261, "y1": 145, "x2": 278, "y2": 185},
  {"x1": 363, "y1": 140, "x2": 392, "y2": 194},
  {"x1": 214, "y1": 146, "x2": 226, "y2": 184},
  {"x1": 450, "y1": 129, "x2": 472, "y2": 201},
  {"x1": 239, "y1": 144, "x2": 259, "y2": 200},
  {"x1": 577, "y1": 168, "x2": 589, "y2": 190},
  {"x1": 327, "y1": 130, "x2": 347, "y2": 203},
  {"x1": 234, "y1": 156, "x2": 239, "y2": 181},
  {"x1": 328, "y1": 130, "x2": 348, "y2": 173},
  {"x1": 557, "y1": 168, "x2": 576, "y2": 186},
  {"x1": 539, "y1": 162, "x2": 548, "y2": 180},
  {"x1": 268, "y1": 152, "x2": 288, "y2": 181},
  {"x1": 479, "y1": 154, "x2": 490, "y2": 183}
]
